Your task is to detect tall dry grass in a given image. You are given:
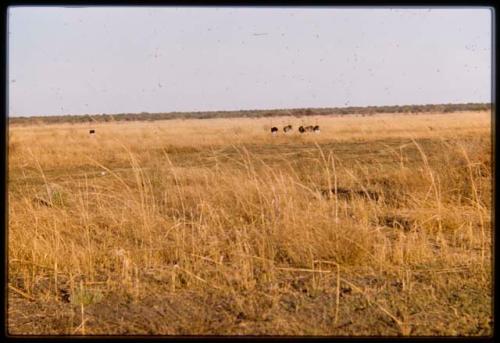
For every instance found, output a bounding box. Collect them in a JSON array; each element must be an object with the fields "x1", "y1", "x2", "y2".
[{"x1": 8, "y1": 111, "x2": 492, "y2": 335}]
